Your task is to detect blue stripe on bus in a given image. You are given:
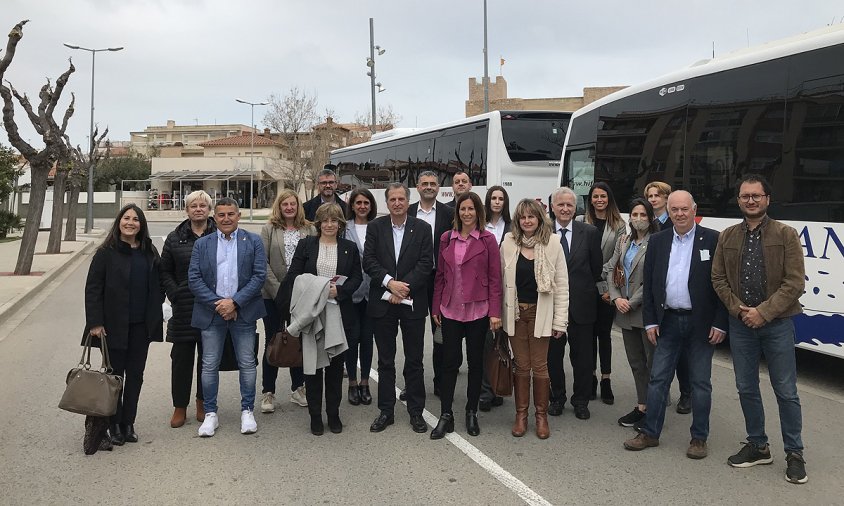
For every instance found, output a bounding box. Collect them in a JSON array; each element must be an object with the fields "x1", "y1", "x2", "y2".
[{"x1": 793, "y1": 313, "x2": 844, "y2": 347}]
